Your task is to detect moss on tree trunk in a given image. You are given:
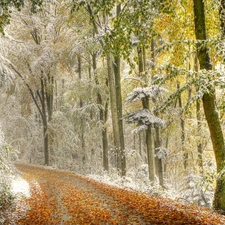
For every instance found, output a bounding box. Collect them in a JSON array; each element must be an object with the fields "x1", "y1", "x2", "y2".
[{"x1": 193, "y1": 0, "x2": 225, "y2": 211}]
